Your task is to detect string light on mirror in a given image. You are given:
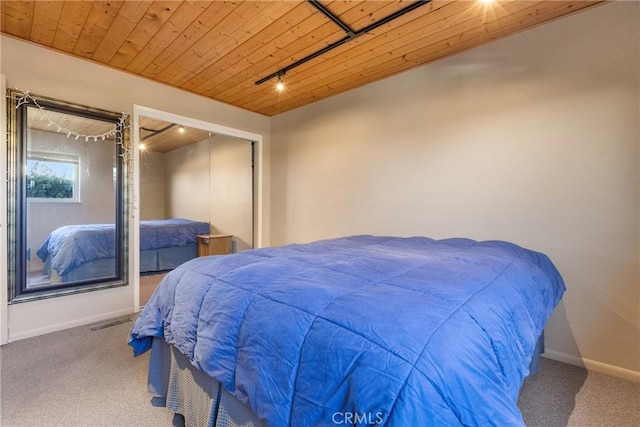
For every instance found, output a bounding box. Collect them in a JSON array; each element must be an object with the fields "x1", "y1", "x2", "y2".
[
  {"x1": 178, "y1": 125, "x2": 185, "y2": 134},
  {"x1": 10, "y1": 89, "x2": 131, "y2": 160}
]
